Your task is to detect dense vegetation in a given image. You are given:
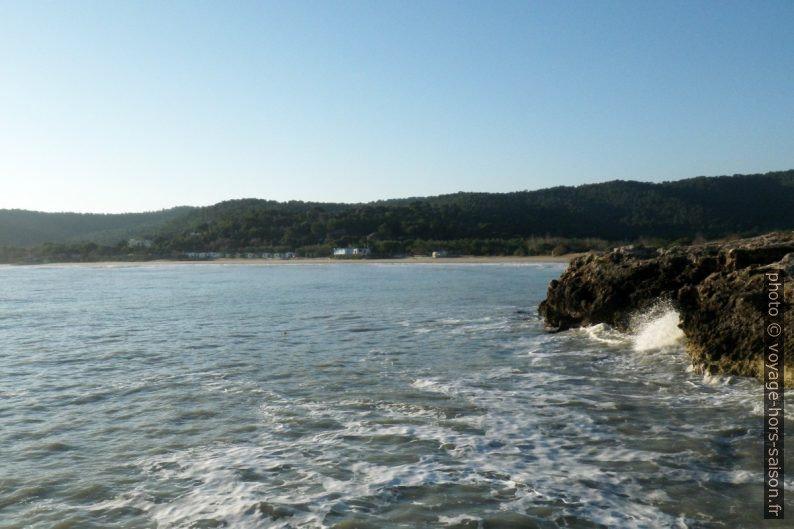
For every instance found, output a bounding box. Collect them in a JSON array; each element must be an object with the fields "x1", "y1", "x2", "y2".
[
  {"x1": 0, "y1": 207, "x2": 193, "y2": 247},
  {"x1": 2, "y1": 169, "x2": 793, "y2": 263}
]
